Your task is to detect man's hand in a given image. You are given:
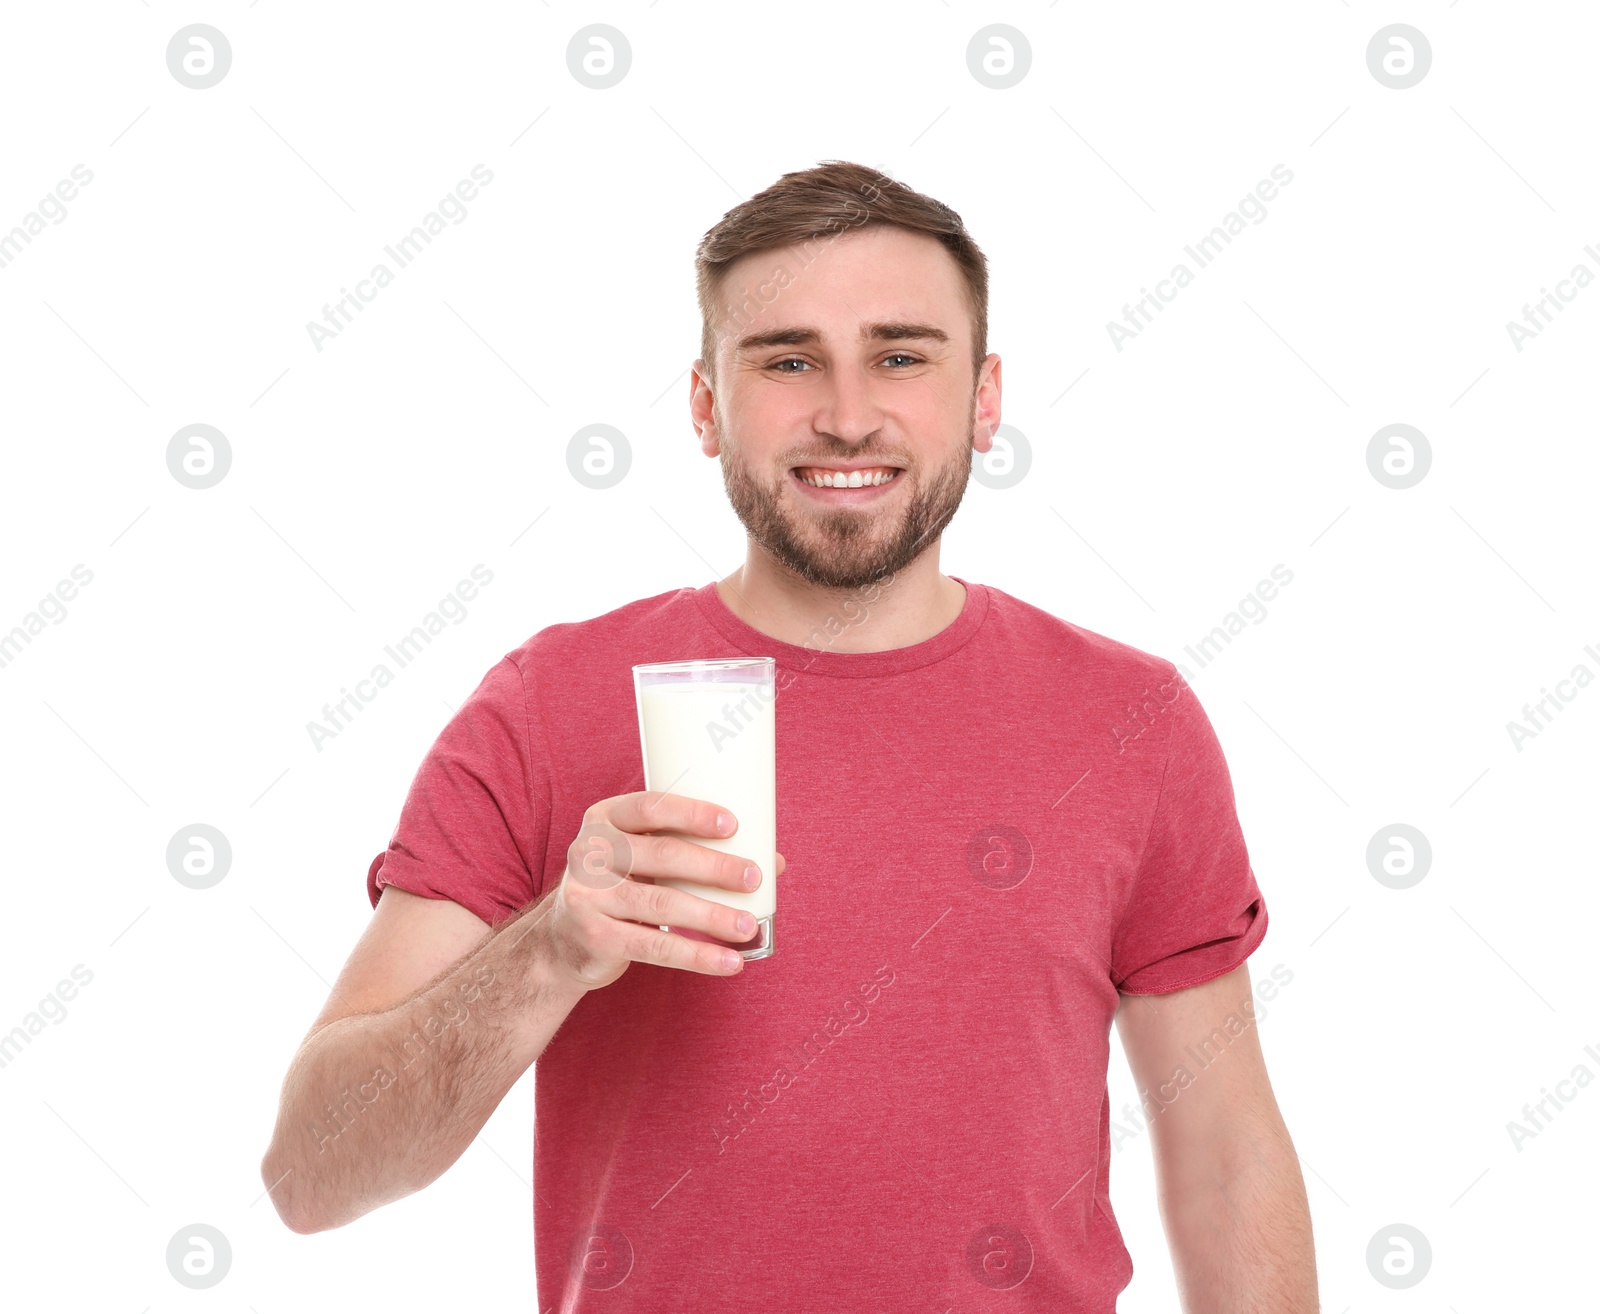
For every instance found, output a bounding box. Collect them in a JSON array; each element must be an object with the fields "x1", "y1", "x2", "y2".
[
  {"x1": 547, "y1": 789, "x2": 786, "y2": 991},
  {"x1": 1115, "y1": 963, "x2": 1318, "y2": 1313}
]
